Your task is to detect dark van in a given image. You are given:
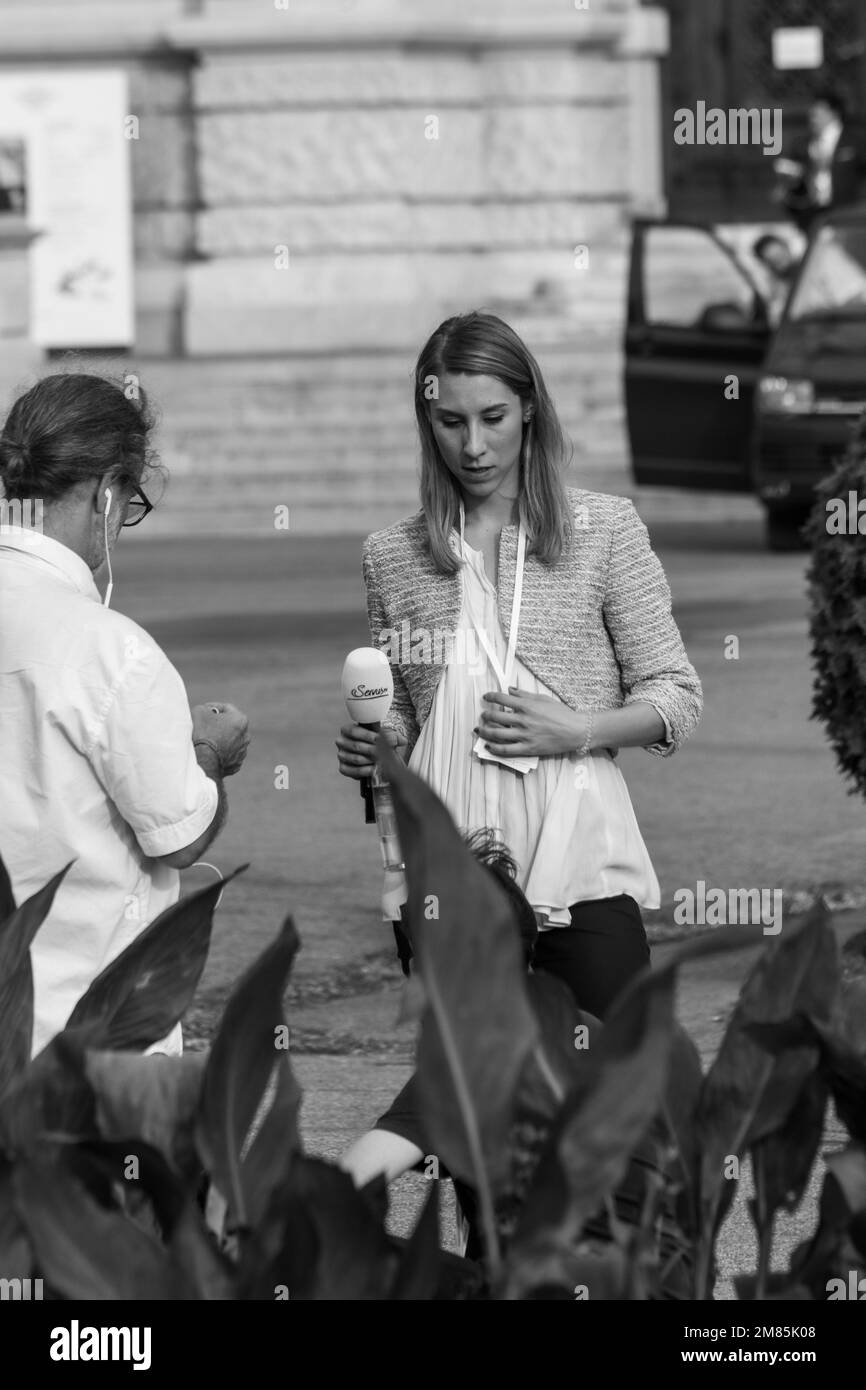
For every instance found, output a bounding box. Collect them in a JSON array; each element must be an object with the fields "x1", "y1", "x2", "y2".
[{"x1": 624, "y1": 204, "x2": 866, "y2": 549}]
